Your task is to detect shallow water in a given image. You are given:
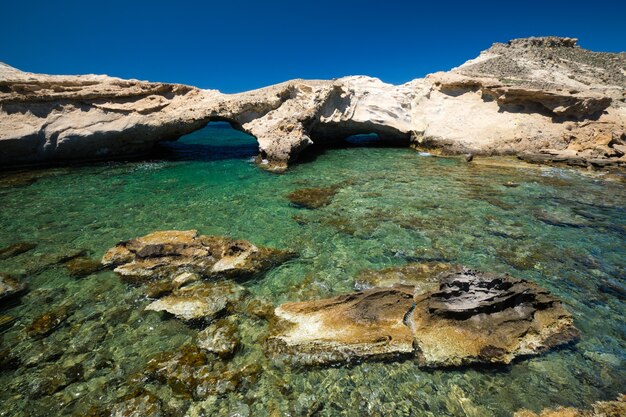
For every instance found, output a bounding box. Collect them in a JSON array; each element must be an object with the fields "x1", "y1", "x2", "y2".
[{"x1": 0, "y1": 123, "x2": 624, "y2": 416}]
